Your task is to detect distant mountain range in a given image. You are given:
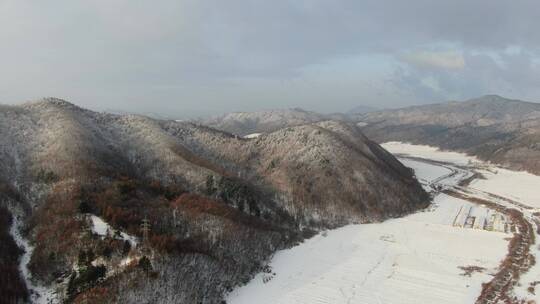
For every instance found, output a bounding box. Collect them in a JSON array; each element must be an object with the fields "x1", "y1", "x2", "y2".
[
  {"x1": 0, "y1": 98, "x2": 427, "y2": 303},
  {"x1": 200, "y1": 106, "x2": 377, "y2": 136},
  {"x1": 199, "y1": 108, "x2": 328, "y2": 136},
  {"x1": 203, "y1": 95, "x2": 540, "y2": 175},
  {"x1": 348, "y1": 105, "x2": 378, "y2": 114},
  {"x1": 357, "y1": 95, "x2": 540, "y2": 174}
]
